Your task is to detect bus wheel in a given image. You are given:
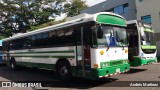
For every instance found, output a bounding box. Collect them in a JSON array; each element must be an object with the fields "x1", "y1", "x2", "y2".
[
  {"x1": 10, "y1": 59, "x2": 17, "y2": 71},
  {"x1": 56, "y1": 61, "x2": 72, "y2": 81}
]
